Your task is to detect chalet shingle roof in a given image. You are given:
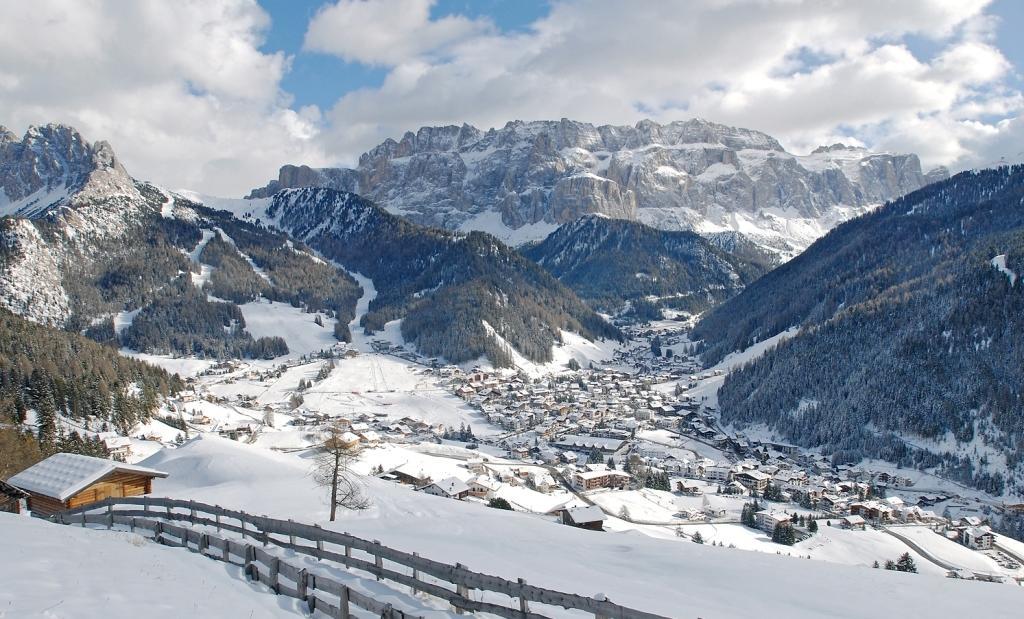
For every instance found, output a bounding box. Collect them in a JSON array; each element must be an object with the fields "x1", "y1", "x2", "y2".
[{"x1": 8, "y1": 453, "x2": 168, "y2": 501}]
